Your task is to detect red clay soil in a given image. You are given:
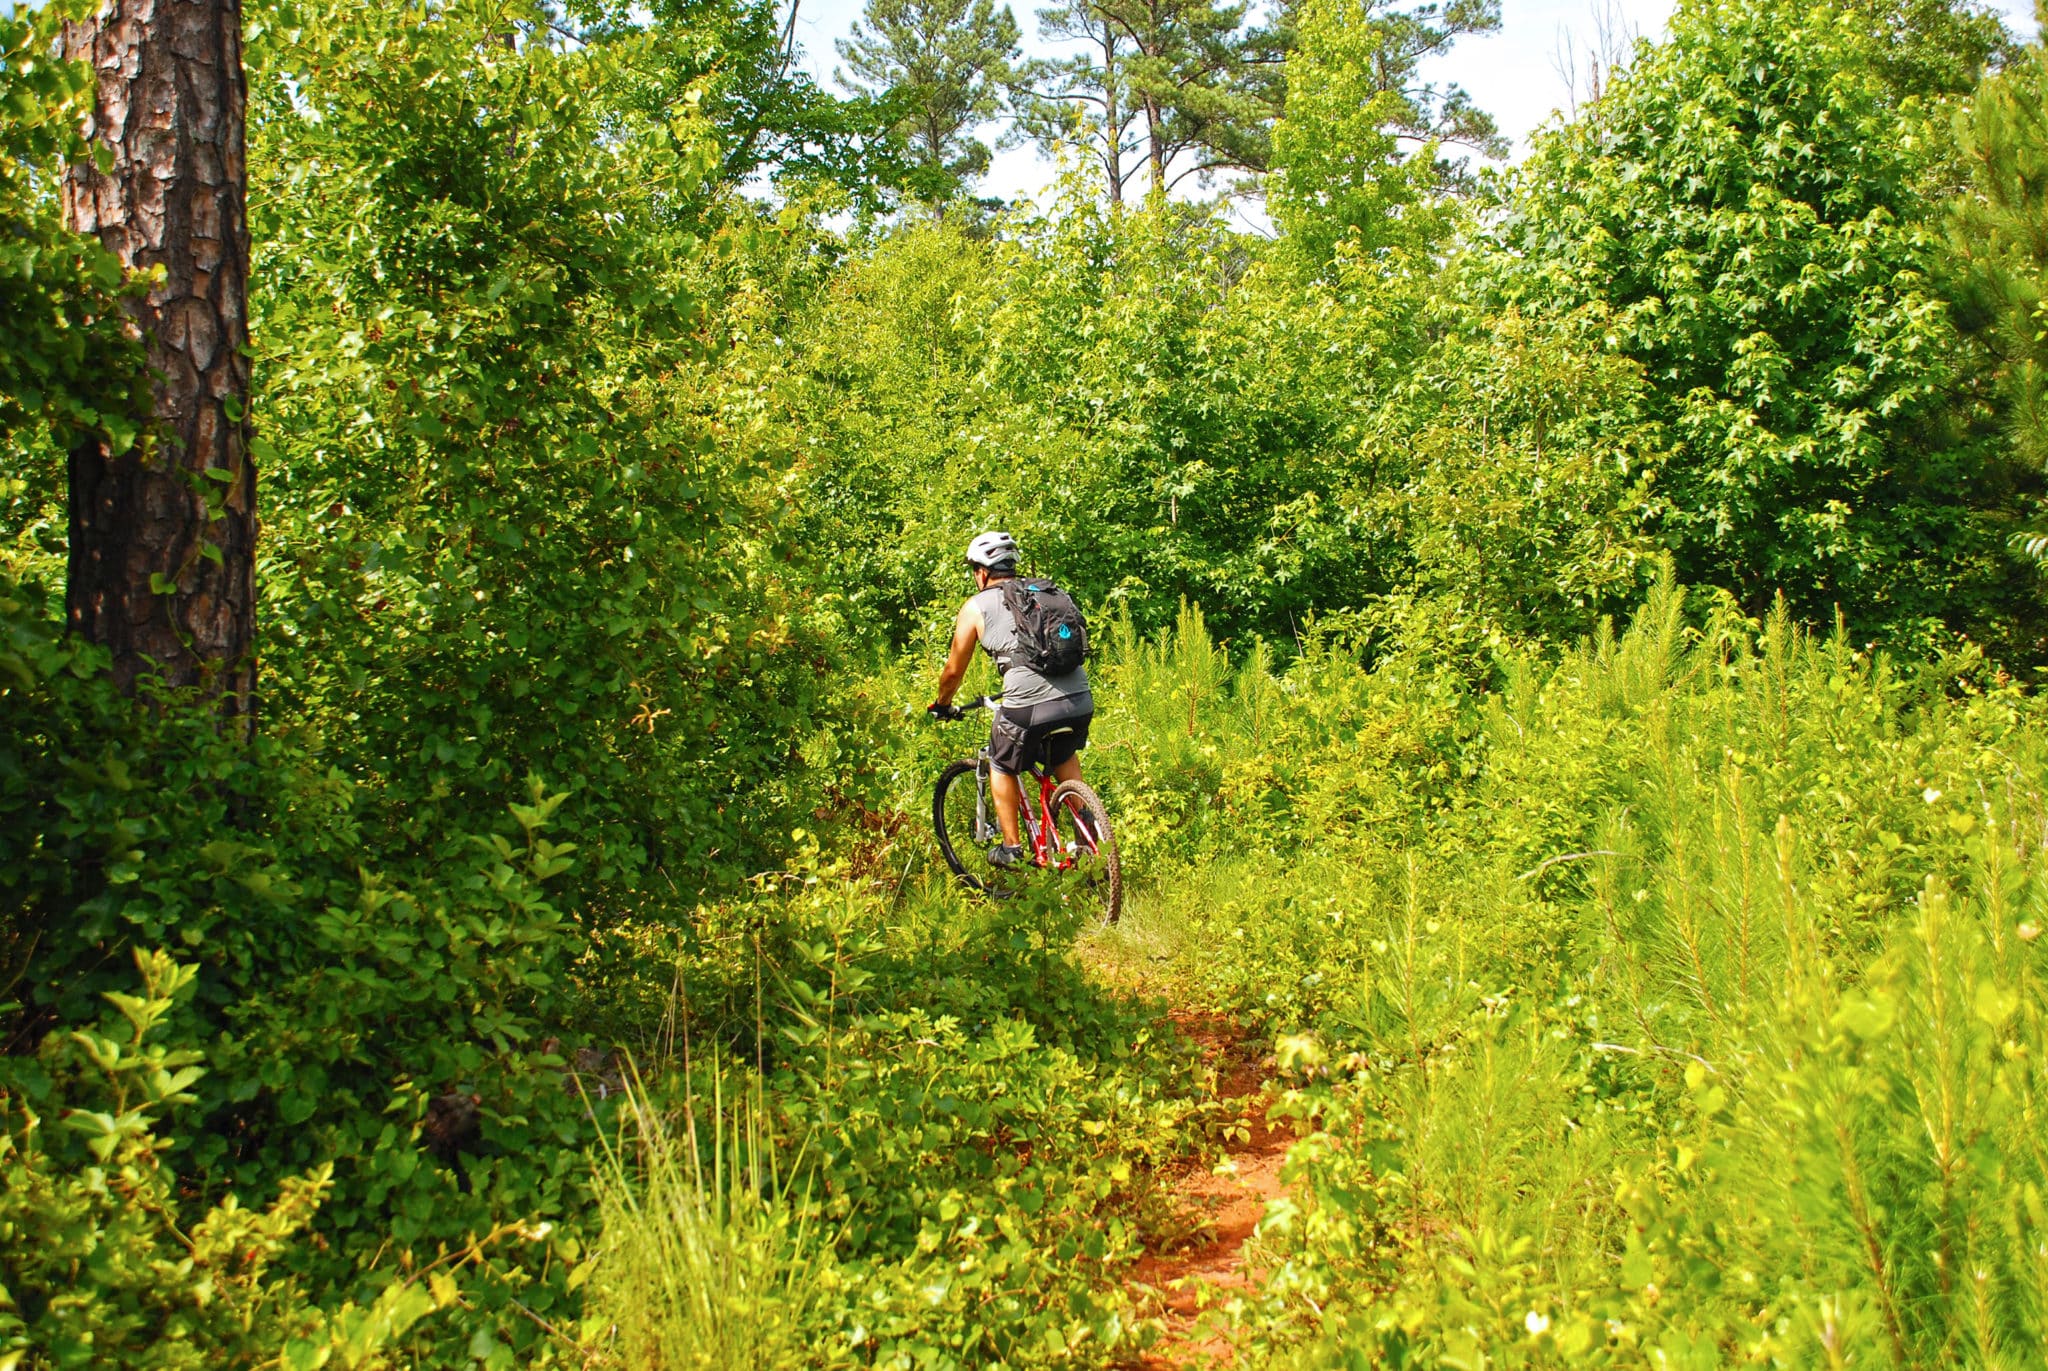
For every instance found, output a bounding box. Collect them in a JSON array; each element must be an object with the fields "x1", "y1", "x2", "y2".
[{"x1": 1126, "y1": 1013, "x2": 1291, "y2": 1369}]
